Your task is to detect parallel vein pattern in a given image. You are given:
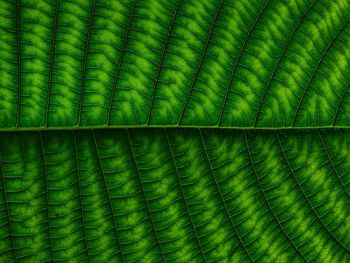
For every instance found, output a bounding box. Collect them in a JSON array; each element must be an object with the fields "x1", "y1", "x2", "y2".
[
  {"x1": 2, "y1": 0, "x2": 350, "y2": 128},
  {"x1": 1, "y1": 129, "x2": 350, "y2": 262}
]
